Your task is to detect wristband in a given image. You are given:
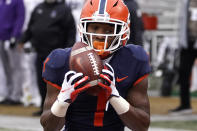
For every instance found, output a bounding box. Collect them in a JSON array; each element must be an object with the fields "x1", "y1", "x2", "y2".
[
  {"x1": 109, "y1": 96, "x2": 130, "y2": 115},
  {"x1": 51, "y1": 100, "x2": 70, "y2": 117}
]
